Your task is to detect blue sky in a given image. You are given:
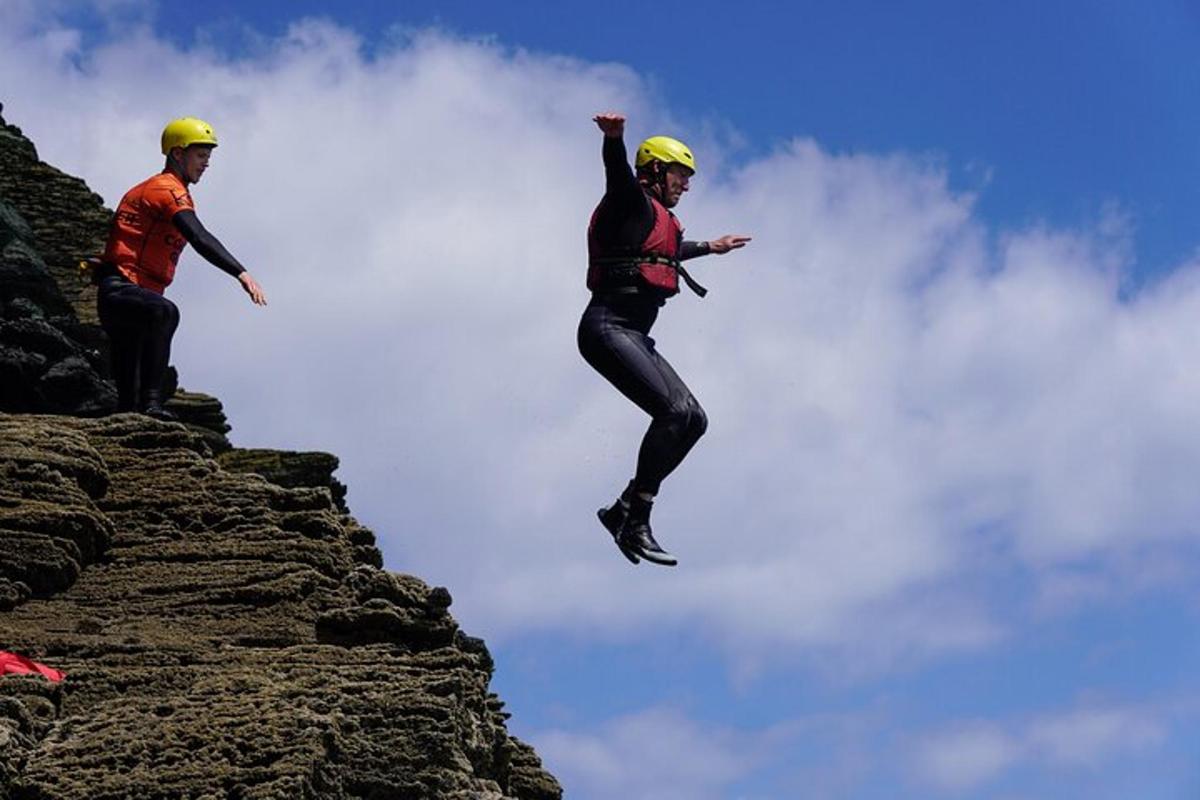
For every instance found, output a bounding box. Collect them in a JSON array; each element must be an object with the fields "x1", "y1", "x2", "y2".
[
  {"x1": 4, "y1": 1, "x2": 1200, "y2": 797},
  {"x1": 89, "y1": 0, "x2": 1200, "y2": 279}
]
